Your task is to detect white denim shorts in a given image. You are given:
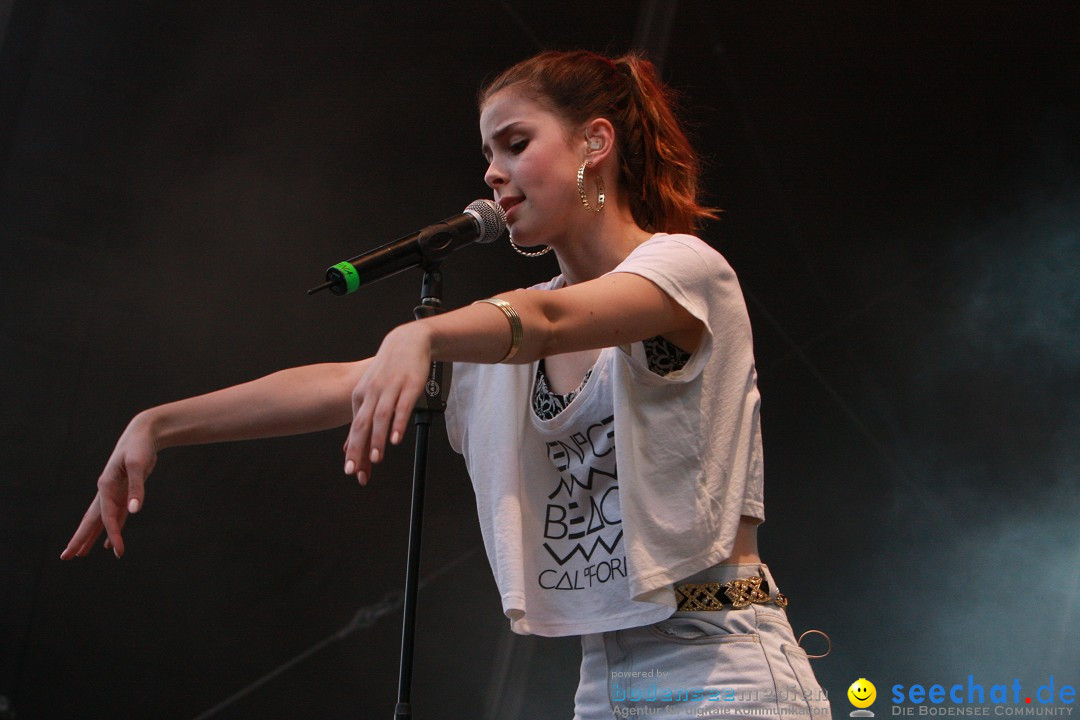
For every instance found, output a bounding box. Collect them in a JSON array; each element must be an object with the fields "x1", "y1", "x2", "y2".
[{"x1": 573, "y1": 563, "x2": 832, "y2": 720}]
